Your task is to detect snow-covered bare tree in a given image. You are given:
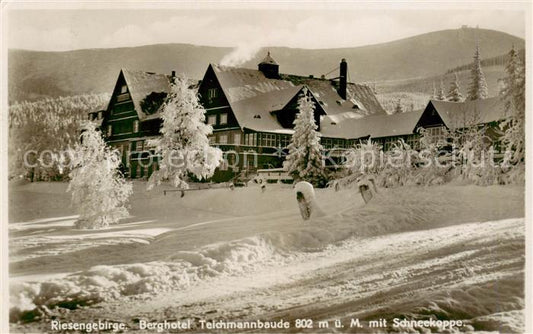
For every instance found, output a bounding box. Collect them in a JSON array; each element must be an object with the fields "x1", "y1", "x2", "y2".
[
  {"x1": 467, "y1": 44, "x2": 489, "y2": 100},
  {"x1": 284, "y1": 88, "x2": 326, "y2": 187},
  {"x1": 436, "y1": 79, "x2": 446, "y2": 101},
  {"x1": 67, "y1": 121, "x2": 133, "y2": 229},
  {"x1": 446, "y1": 73, "x2": 464, "y2": 102},
  {"x1": 499, "y1": 45, "x2": 526, "y2": 175},
  {"x1": 148, "y1": 77, "x2": 223, "y2": 190}
]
